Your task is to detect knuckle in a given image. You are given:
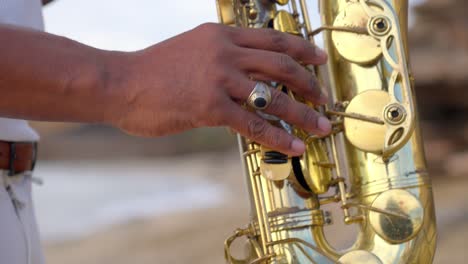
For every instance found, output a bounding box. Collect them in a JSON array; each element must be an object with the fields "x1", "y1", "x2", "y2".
[
  {"x1": 247, "y1": 119, "x2": 268, "y2": 139},
  {"x1": 303, "y1": 108, "x2": 319, "y2": 127},
  {"x1": 309, "y1": 76, "x2": 321, "y2": 96},
  {"x1": 293, "y1": 39, "x2": 309, "y2": 58},
  {"x1": 268, "y1": 91, "x2": 288, "y2": 113},
  {"x1": 198, "y1": 23, "x2": 236, "y2": 43},
  {"x1": 210, "y1": 44, "x2": 228, "y2": 62},
  {"x1": 277, "y1": 54, "x2": 297, "y2": 75},
  {"x1": 227, "y1": 78, "x2": 245, "y2": 97},
  {"x1": 268, "y1": 128, "x2": 284, "y2": 148},
  {"x1": 310, "y1": 44, "x2": 320, "y2": 58},
  {"x1": 212, "y1": 71, "x2": 230, "y2": 87},
  {"x1": 306, "y1": 75, "x2": 316, "y2": 89},
  {"x1": 210, "y1": 44, "x2": 238, "y2": 65},
  {"x1": 197, "y1": 23, "x2": 222, "y2": 35},
  {"x1": 268, "y1": 29, "x2": 289, "y2": 52}
]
